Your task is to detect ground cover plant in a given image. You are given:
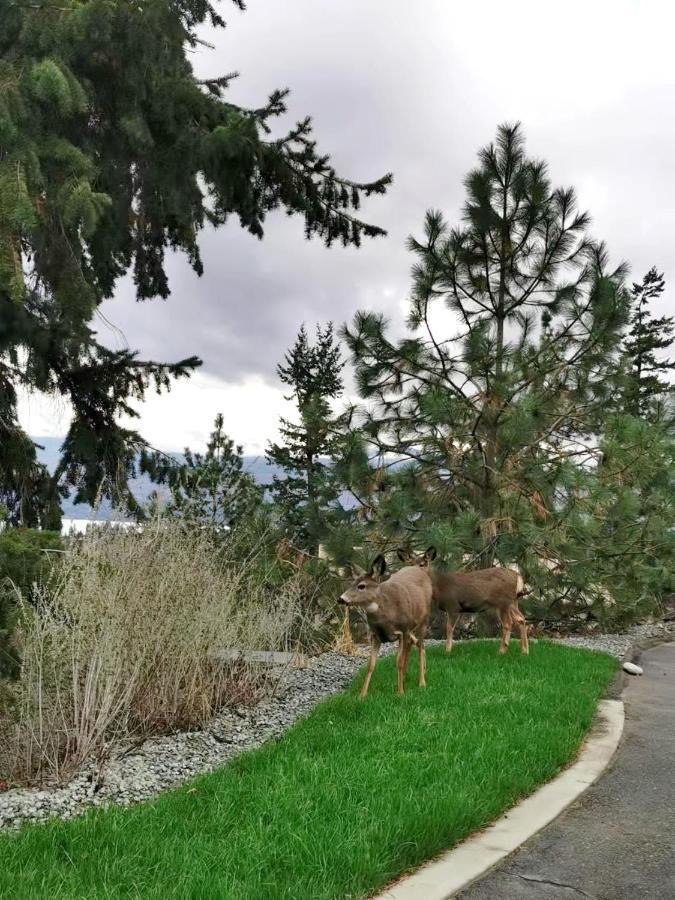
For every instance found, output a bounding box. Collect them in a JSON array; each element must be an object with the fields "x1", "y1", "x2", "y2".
[{"x1": 0, "y1": 641, "x2": 616, "y2": 899}]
